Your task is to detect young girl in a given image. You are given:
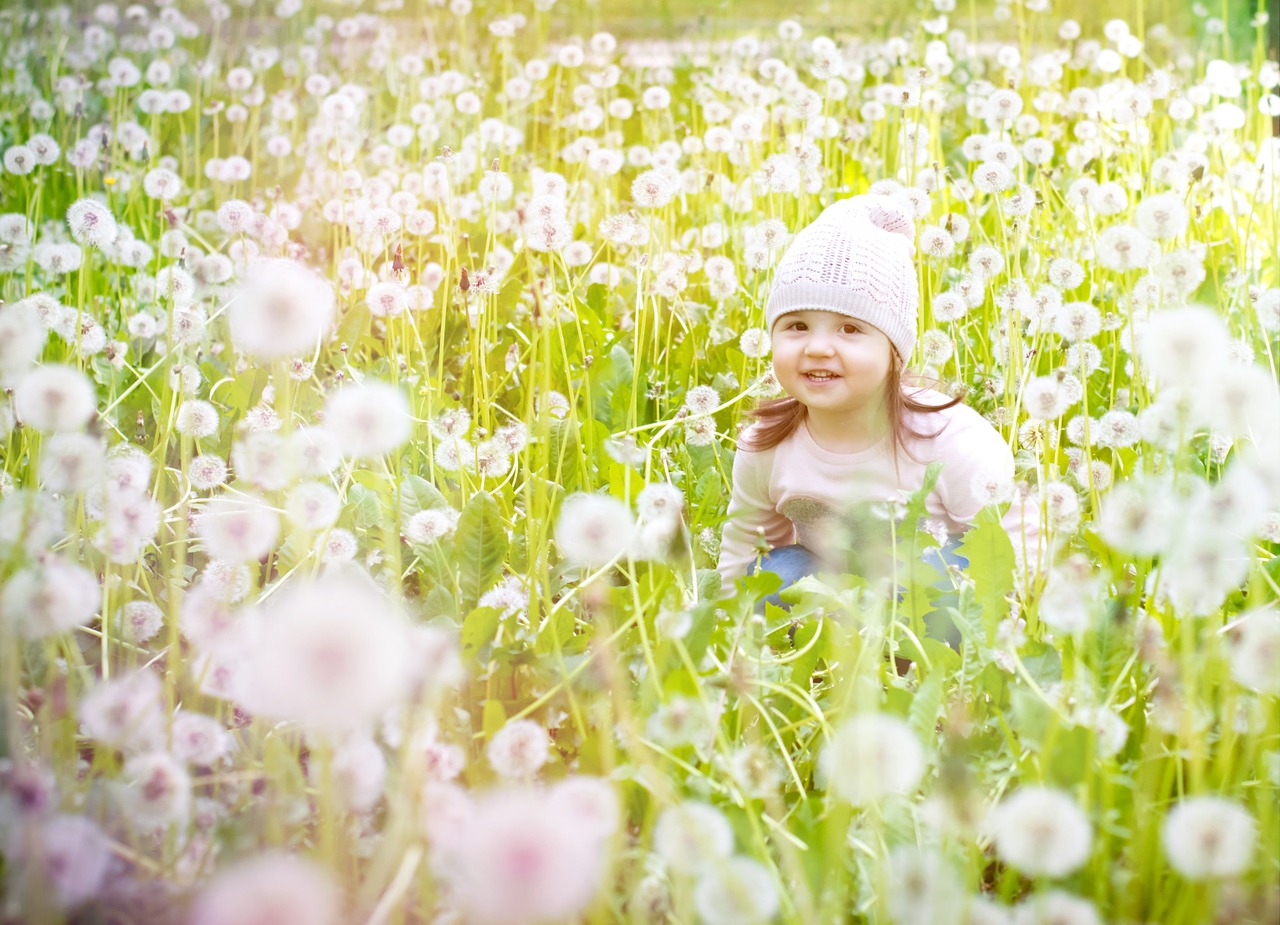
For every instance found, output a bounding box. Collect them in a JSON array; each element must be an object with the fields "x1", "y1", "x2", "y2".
[{"x1": 717, "y1": 194, "x2": 1042, "y2": 616}]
